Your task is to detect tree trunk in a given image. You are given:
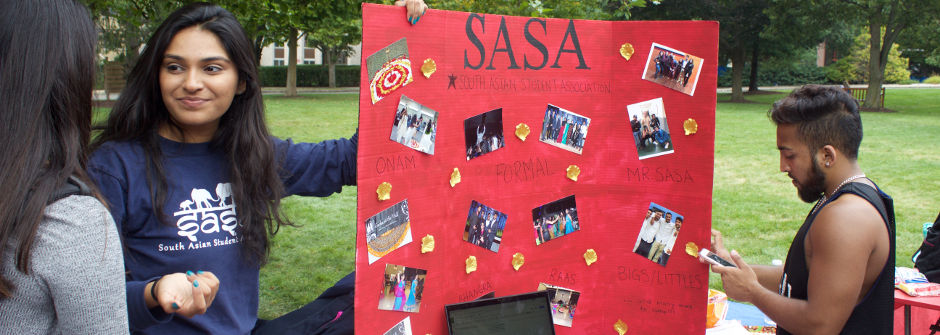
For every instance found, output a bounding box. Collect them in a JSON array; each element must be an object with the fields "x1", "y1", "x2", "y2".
[
  {"x1": 748, "y1": 40, "x2": 760, "y2": 92},
  {"x1": 730, "y1": 45, "x2": 746, "y2": 102},
  {"x1": 864, "y1": 10, "x2": 884, "y2": 109},
  {"x1": 286, "y1": 28, "x2": 298, "y2": 97},
  {"x1": 253, "y1": 35, "x2": 264, "y2": 67},
  {"x1": 327, "y1": 48, "x2": 337, "y2": 88}
]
